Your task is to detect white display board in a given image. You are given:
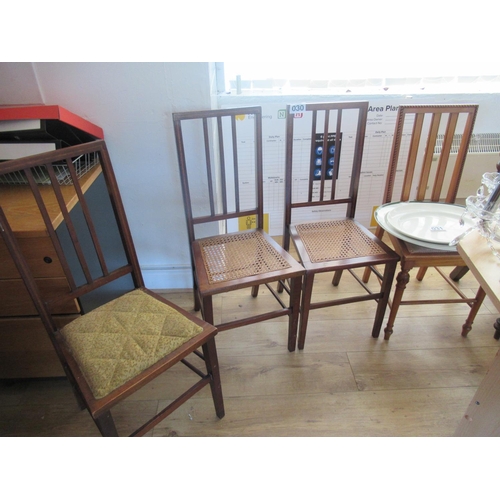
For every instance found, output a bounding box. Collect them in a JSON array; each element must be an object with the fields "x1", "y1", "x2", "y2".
[{"x1": 258, "y1": 102, "x2": 401, "y2": 235}]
